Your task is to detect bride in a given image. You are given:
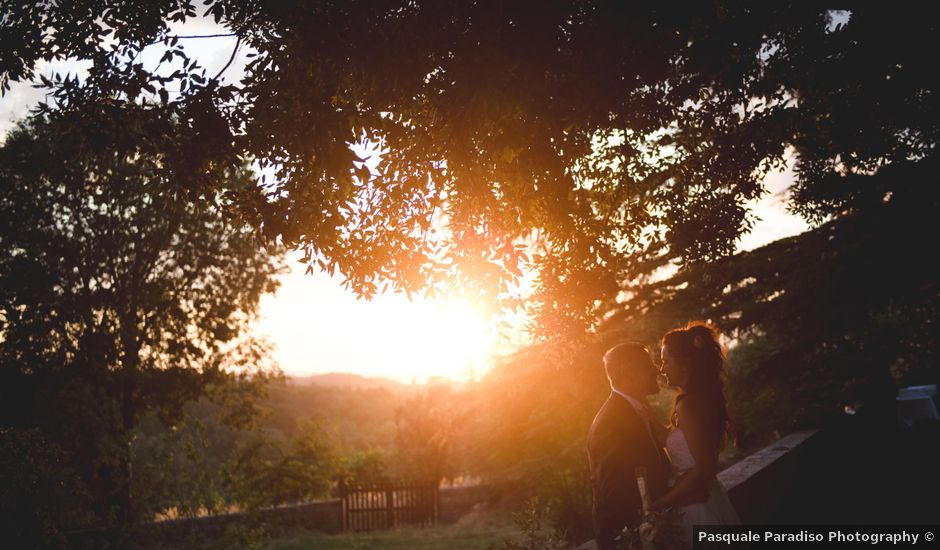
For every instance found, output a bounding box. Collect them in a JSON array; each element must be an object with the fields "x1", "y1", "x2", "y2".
[{"x1": 650, "y1": 323, "x2": 741, "y2": 543}]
